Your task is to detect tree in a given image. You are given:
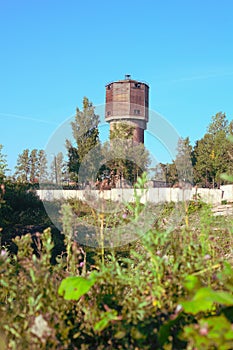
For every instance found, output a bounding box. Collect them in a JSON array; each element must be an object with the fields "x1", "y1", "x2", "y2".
[
  {"x1": 0, "y1": 144, "x2": 8, "y2": 180},
  {"x1": 110, "y1": 122, "x2": 134, "y2": 141},
  {"x1": 225, "y1": 120, "x2": 233, "y2": 176},
  {"x1": 37, "y1": 150, "x2": 48, "y2": 183},
  {"x1": 100, "y1": 122, "x2": 150, "y2": 185},
  {"x1": 50, "y1": 152, "x2": 67, "y2": 184},
  {"x1": 29, "y1": 149, "x2": 38, "y2": 183},
  {"x1": 66, "y1": 145, "x2": 79, "y2": 180},
  {"x1": 15, "y1": 149, "x2": 30, "y2": 182},
  {"x1": 108, "y1": 122, "x2": 136, "y2": 183},
  {"x1": 193, "y1": 112, "x2": 231, "y2": 187},
  {"x1": 151, "y1": 163, "x2": 166, "y2": 182},
  {"x1": 207, "y1": 112, "x2": 228, "y2": 135},
  {"x1": 159, "y1": 162, "x2": 178, "y2": 186},
  {"x1": 193, "y1": 134, "x2": 214, "y2": 187},
  {"x1": 152, "y1": 138, "x2": 193, "y2": 188},
  {"x1": 15, "y1": 149, "x2": 48, "y2": 183},
  {"x1": 66, "y1": 97, "x2": 100, "y2": 182},
  {"x1": 175, "y1": 137, "x2": 193, "y2": 186}
]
